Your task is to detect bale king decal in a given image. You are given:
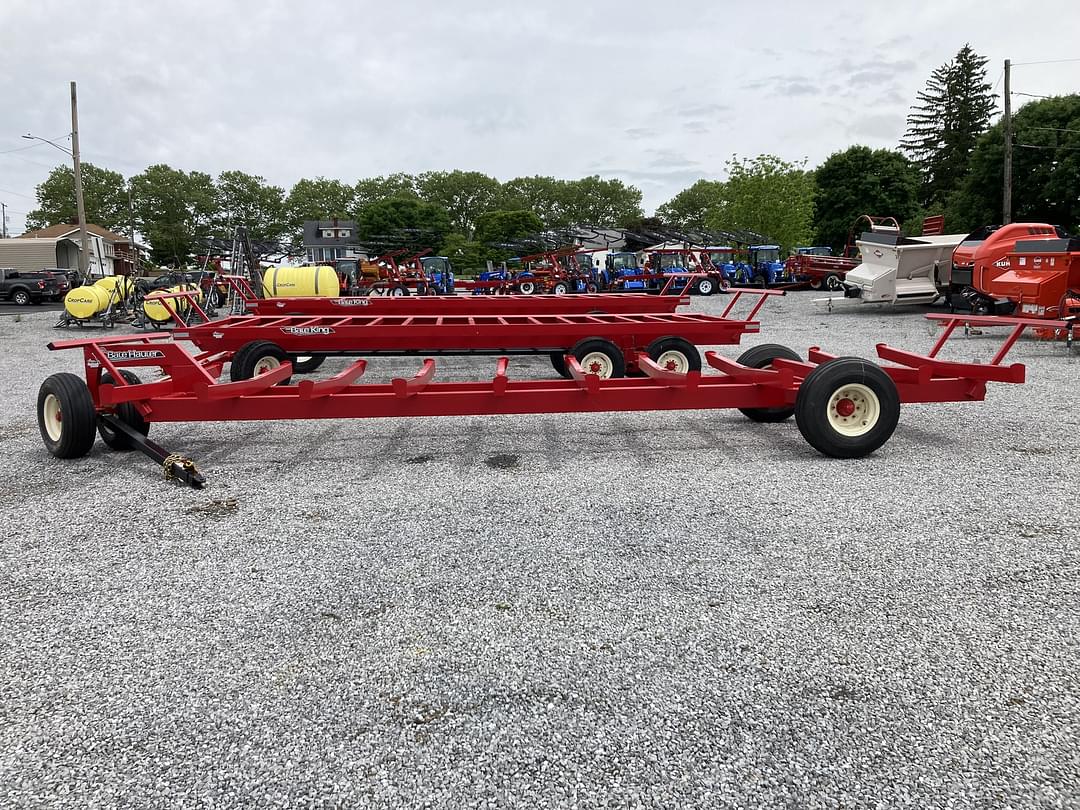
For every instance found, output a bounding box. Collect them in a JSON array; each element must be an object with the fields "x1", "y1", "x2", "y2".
[{"x1": 281, "y1": 326, "x2": 336, "y2": 336}]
